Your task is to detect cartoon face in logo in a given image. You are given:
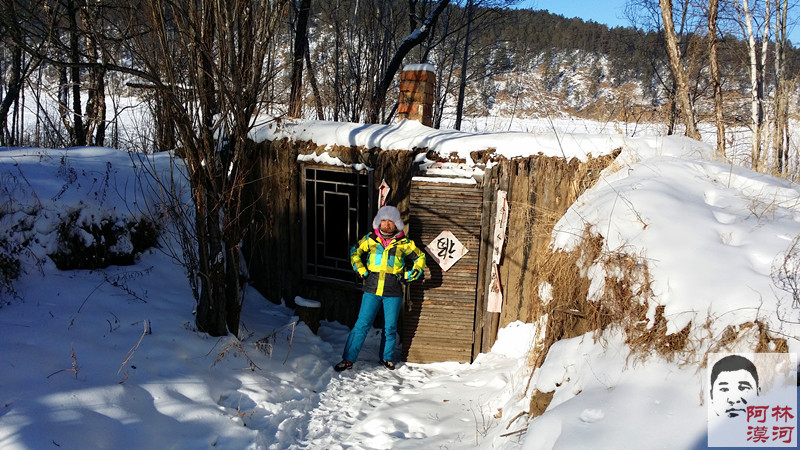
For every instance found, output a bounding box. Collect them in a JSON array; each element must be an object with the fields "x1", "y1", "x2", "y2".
[{"x1": 710, "y1": 355, "x2": 760, "y2": 418}]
